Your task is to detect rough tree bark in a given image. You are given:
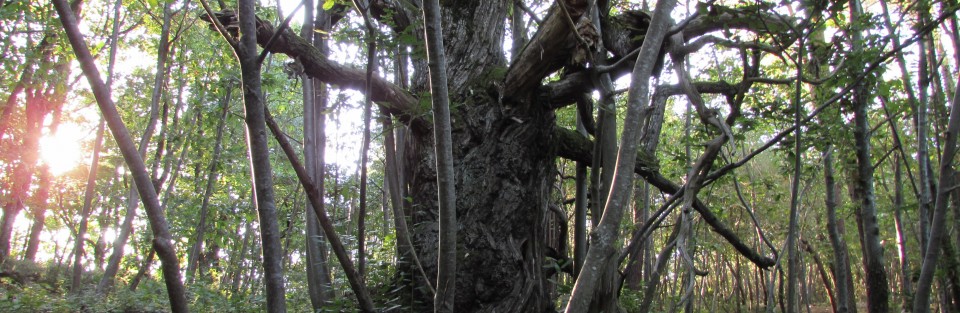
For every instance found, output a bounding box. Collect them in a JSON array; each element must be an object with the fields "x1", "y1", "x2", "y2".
[{"x1": 217, "y1": 1, "x2": 798, "y2": 311}]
